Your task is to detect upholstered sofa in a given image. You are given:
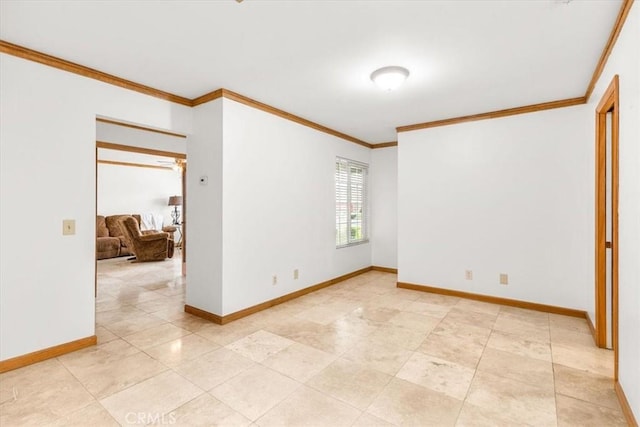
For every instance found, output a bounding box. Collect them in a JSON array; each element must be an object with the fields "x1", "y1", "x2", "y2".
[
  {"x1": 119, "y1": 216, "x2": 174, "y2": 262},
  {"x1": 97, "y1": 214, "x2": 140, "y2": 259},
  {"x1": 97, "y1": 214, "x2": 175, "y2": 260}
]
